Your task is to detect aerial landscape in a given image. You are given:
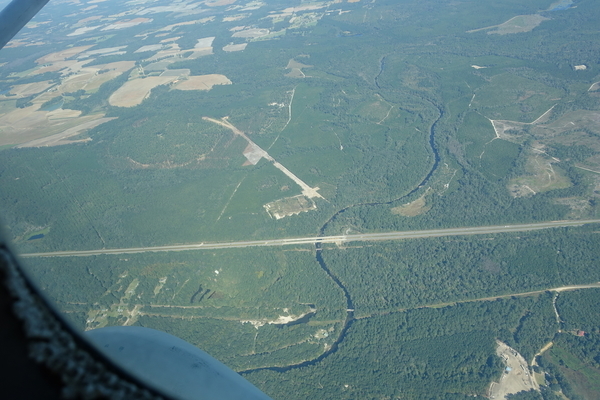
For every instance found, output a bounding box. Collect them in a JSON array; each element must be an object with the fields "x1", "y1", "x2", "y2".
[{"x1": 1, "y1": 0, "x2": 600, "y2": 398}]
